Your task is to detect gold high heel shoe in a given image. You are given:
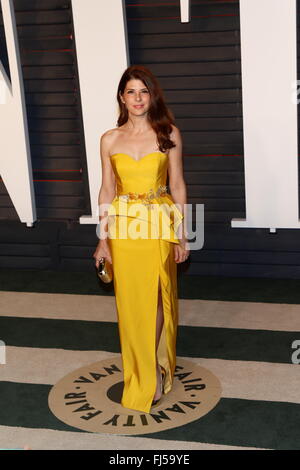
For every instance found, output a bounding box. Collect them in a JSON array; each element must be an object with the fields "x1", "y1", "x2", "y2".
[{"x1": 151, "y1": 365, "x2": 166, "y2": 407}]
